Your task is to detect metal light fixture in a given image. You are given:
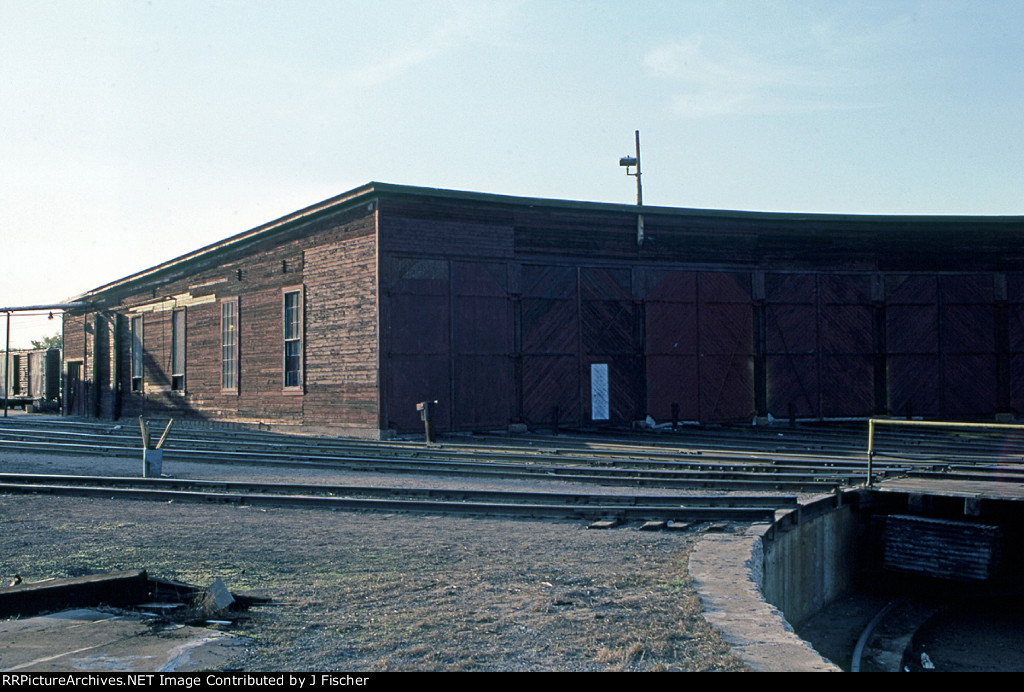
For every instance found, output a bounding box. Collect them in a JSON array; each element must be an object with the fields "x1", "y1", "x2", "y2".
[{"x1": 620, "y1": 130, "x2": 644, "y2": 245}]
